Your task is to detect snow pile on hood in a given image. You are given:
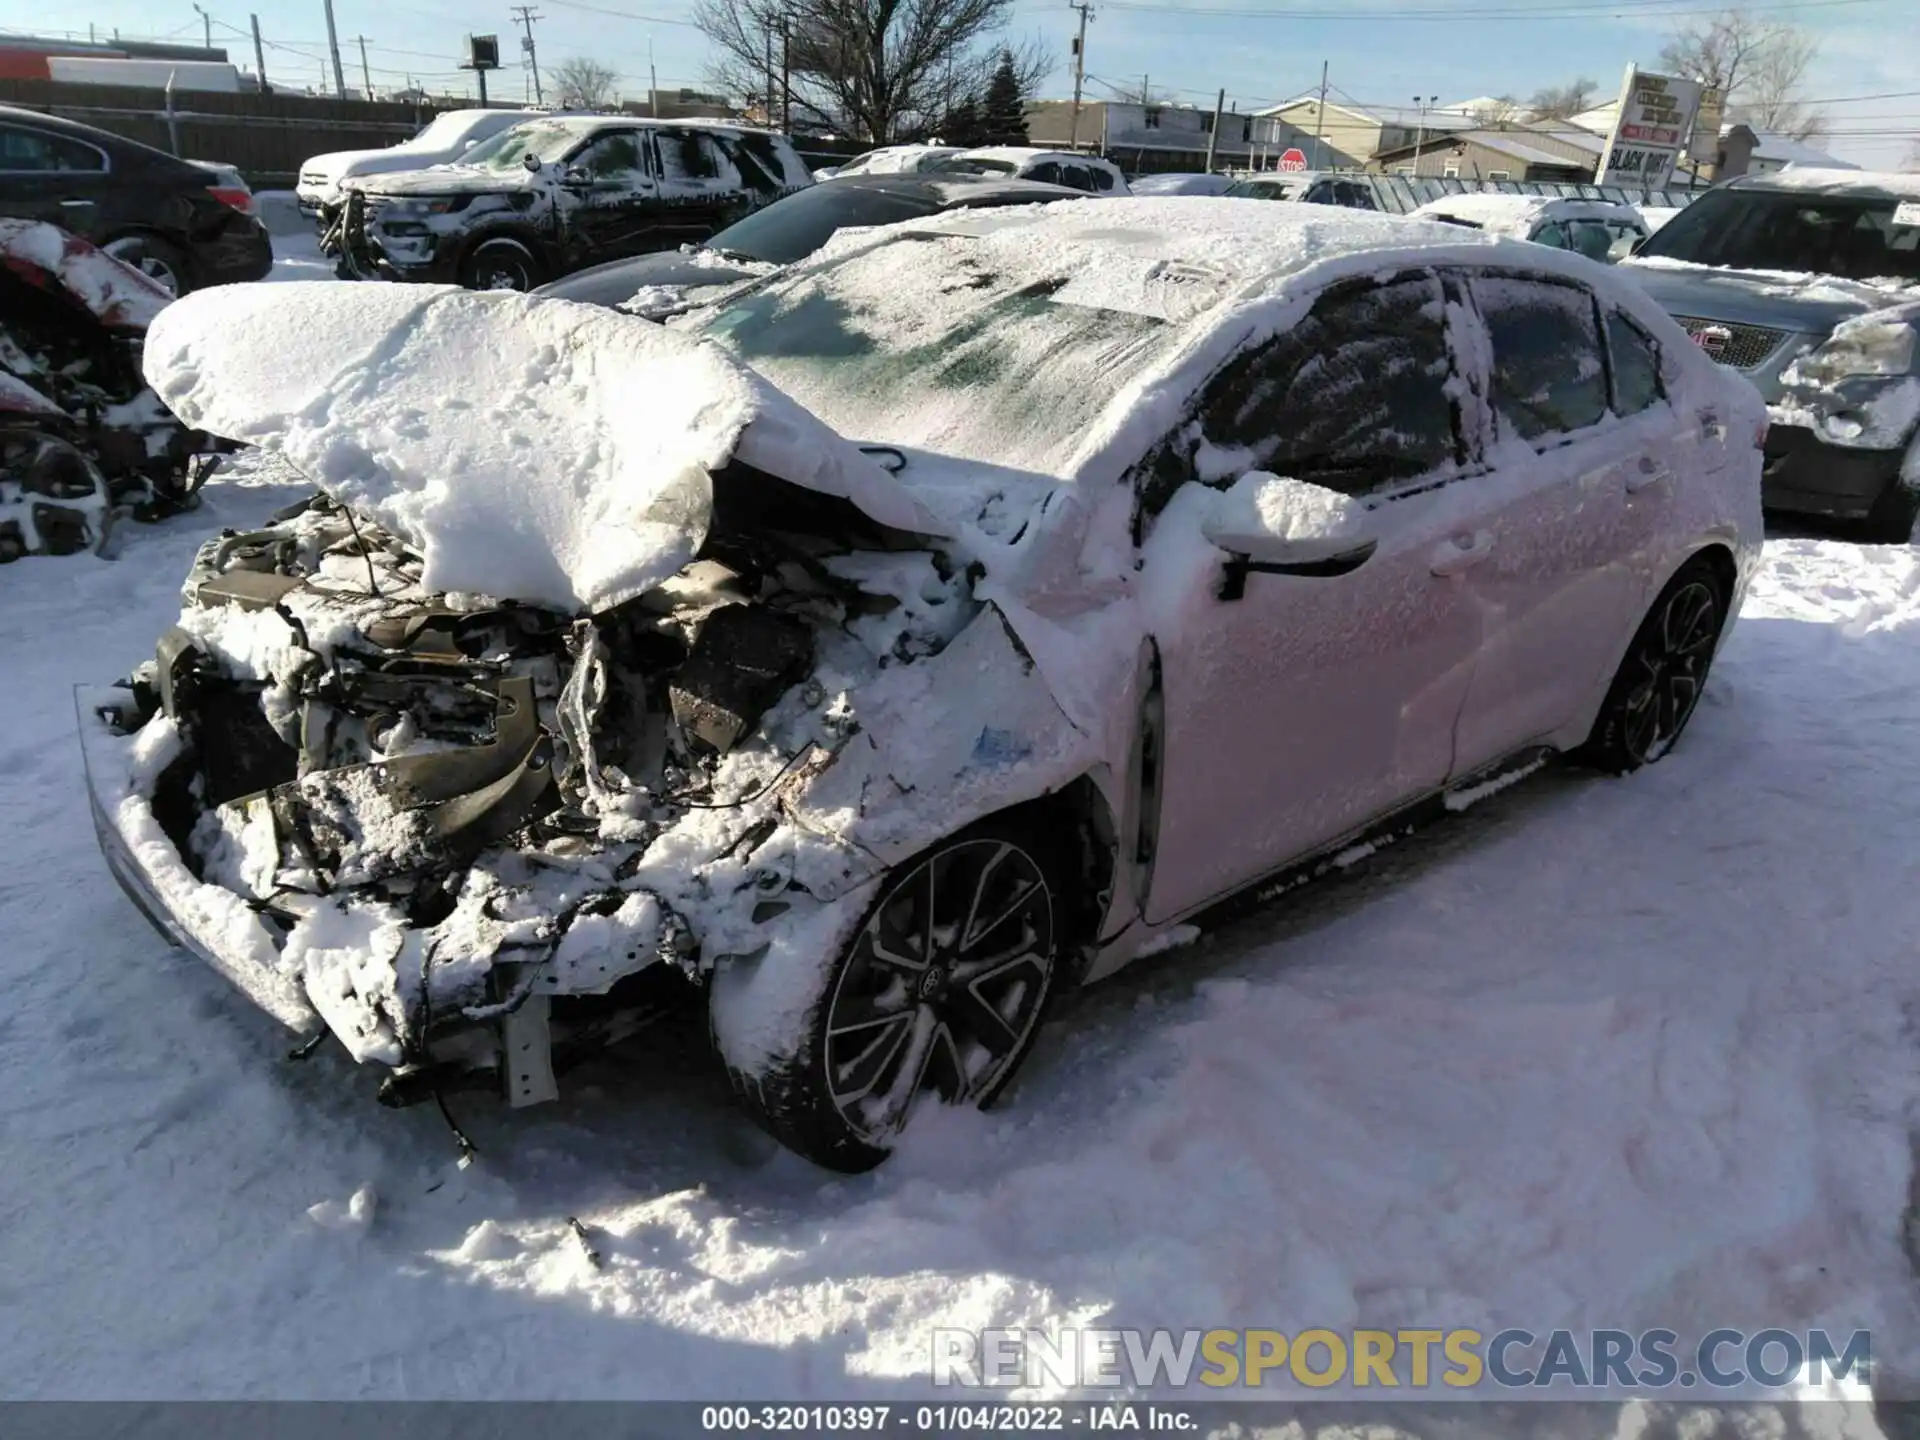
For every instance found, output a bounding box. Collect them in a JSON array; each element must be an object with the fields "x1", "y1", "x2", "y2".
[
  {"x1": 0, "y1": 218, "x2": 173, "y2": 329},
  {"x1": 1627, "y1": 254, "x2": 1920, "y2": 305},
  {"x1": 142, "y1": 282, "x2": 948, "y2": 614}
]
